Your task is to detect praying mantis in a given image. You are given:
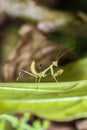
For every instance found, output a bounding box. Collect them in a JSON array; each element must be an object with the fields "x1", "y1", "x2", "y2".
[{"x1": 17, "y1": 48, "x2": 75, "y2": 83}]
